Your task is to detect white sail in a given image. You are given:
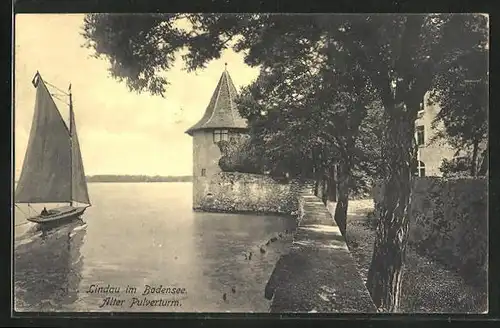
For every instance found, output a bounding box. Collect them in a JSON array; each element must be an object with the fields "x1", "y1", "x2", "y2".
[
  {"x1": 15, "y1": 73, "x2": 90, "y2": 205},
  {"x1": 70, "y1": 98, "x2": 91, "y2": 205},
  {"x1": 15, "y1": 75, "x2": 72, "y2": 203}
]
